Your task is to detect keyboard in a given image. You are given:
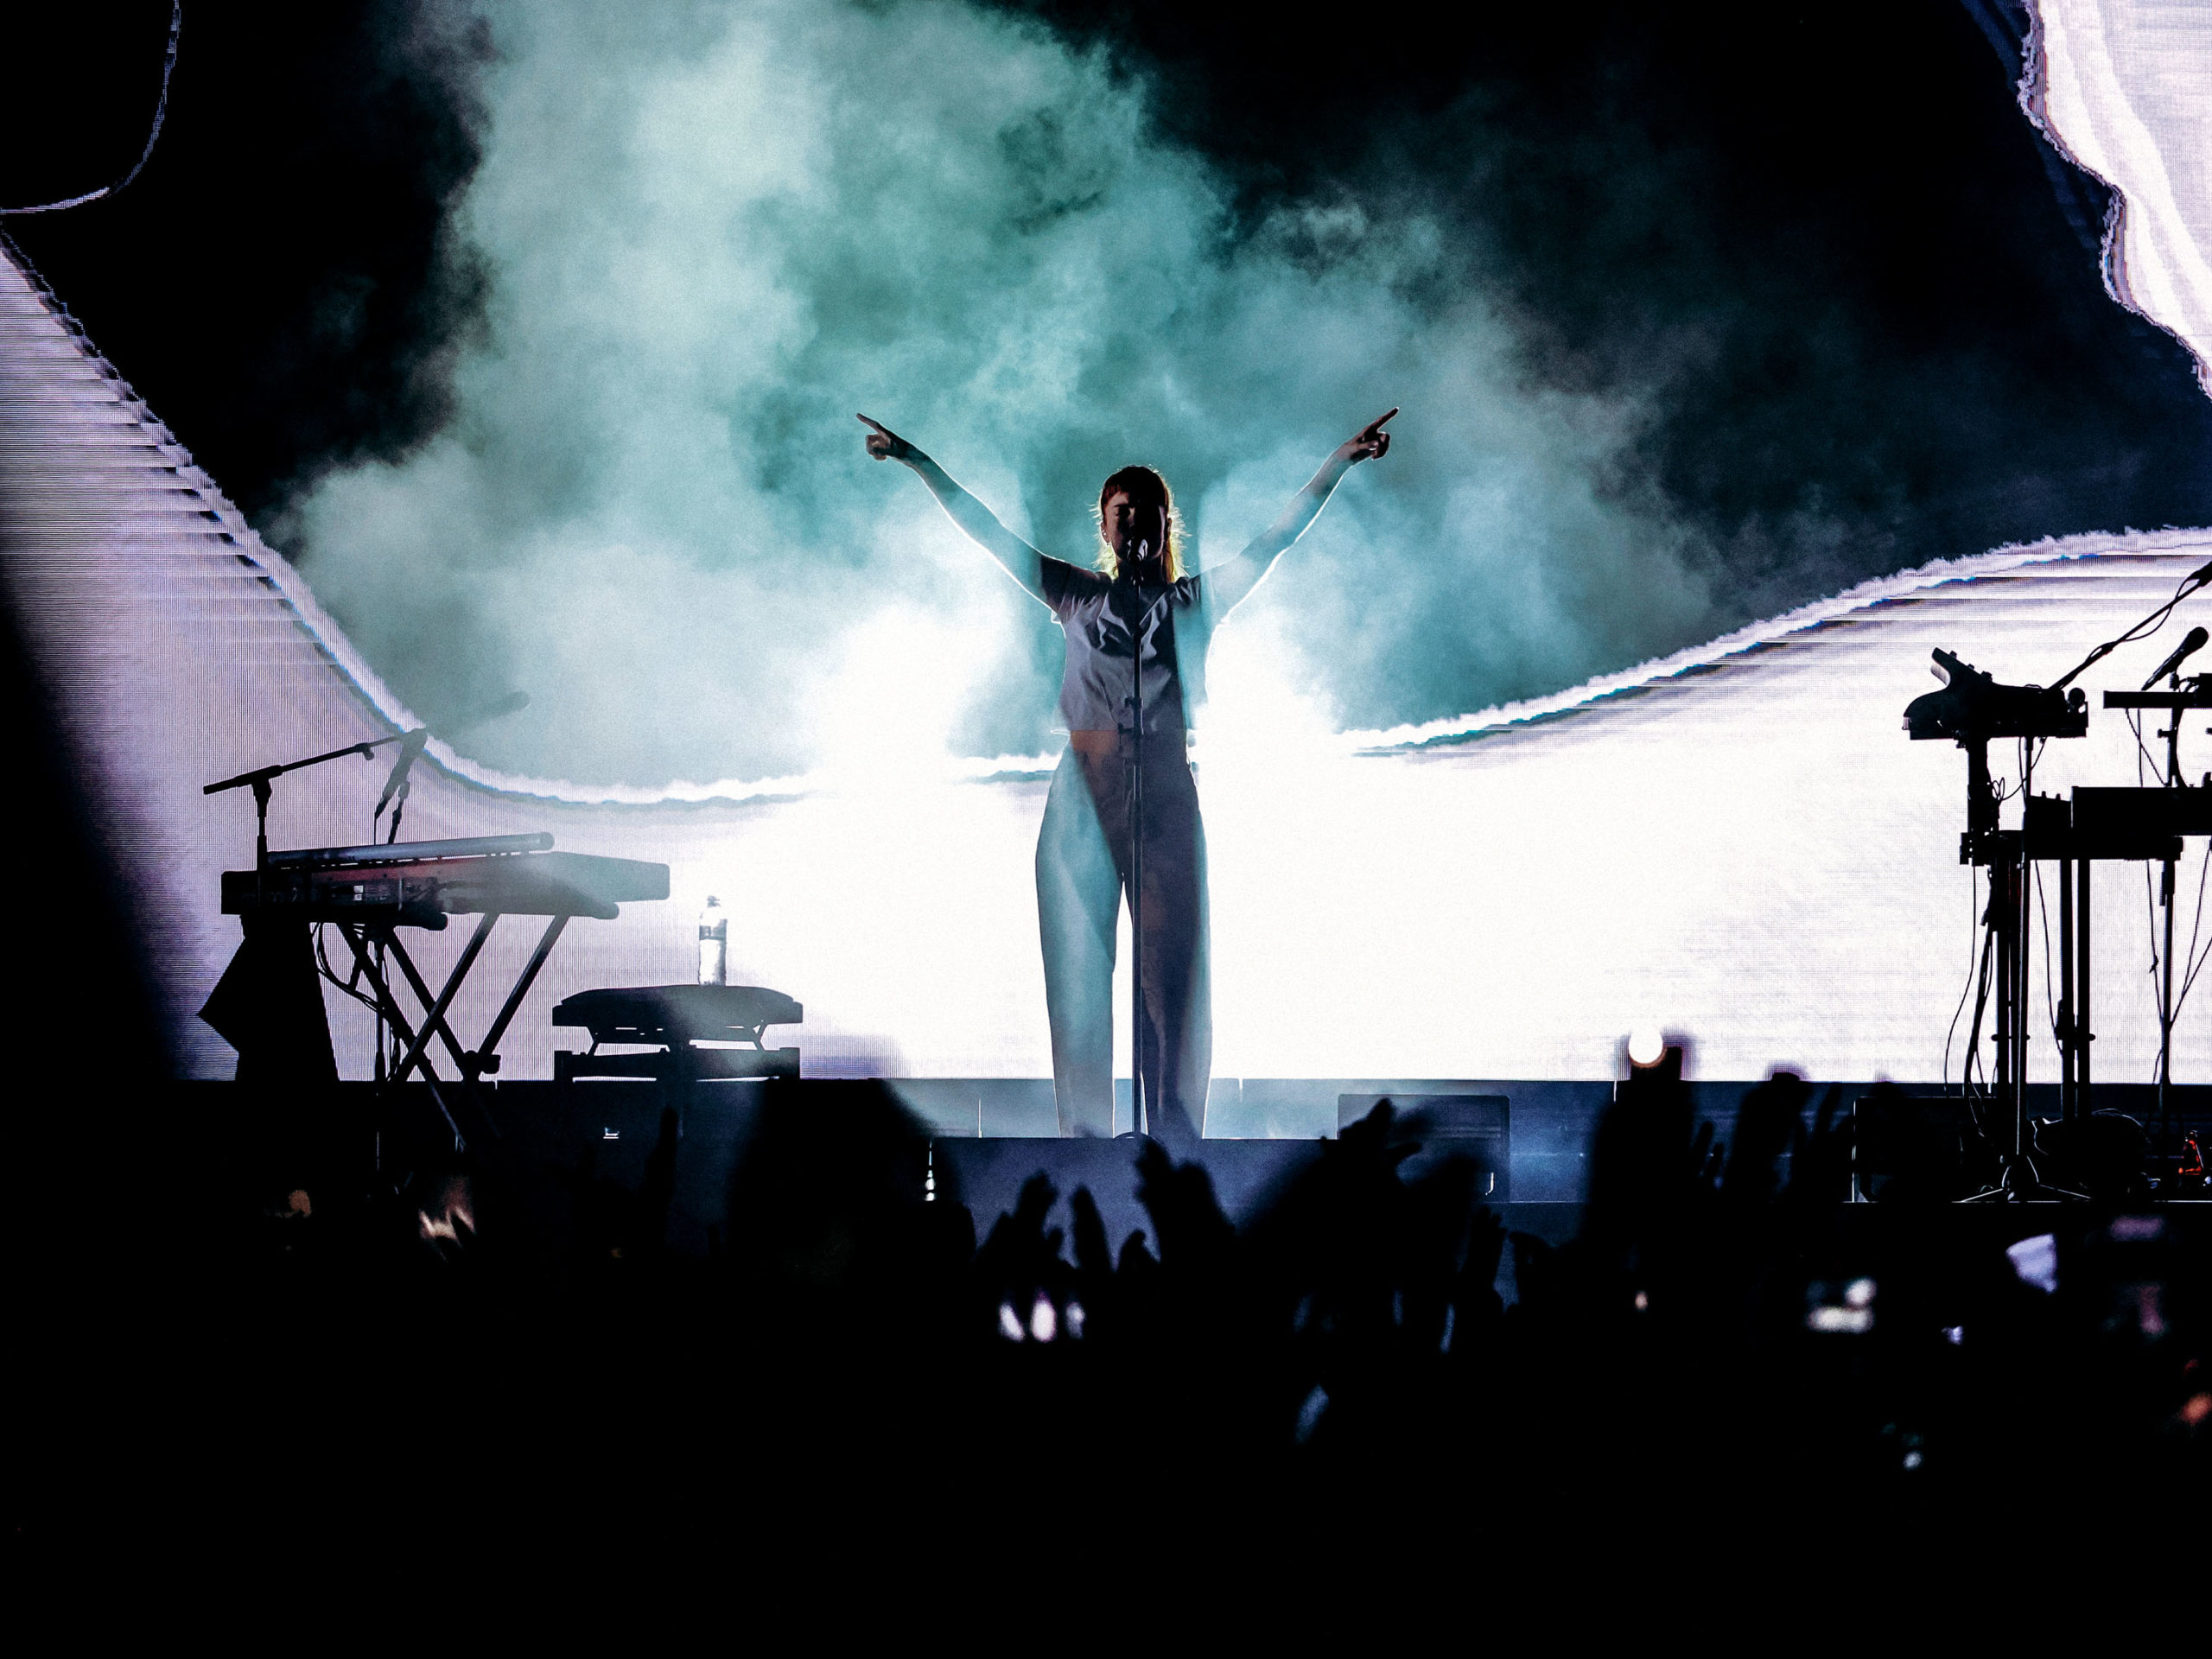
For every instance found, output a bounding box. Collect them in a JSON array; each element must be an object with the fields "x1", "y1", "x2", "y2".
[{"x1": 223, "y1": 834, "x2": 669, "y2": 926}]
